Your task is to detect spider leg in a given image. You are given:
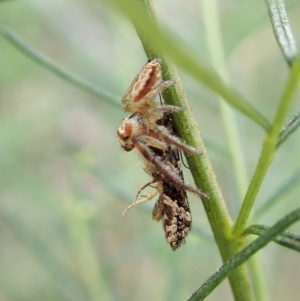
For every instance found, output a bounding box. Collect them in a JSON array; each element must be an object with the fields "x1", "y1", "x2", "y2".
[
  {"x1": 145, "y1": 80, "x2": 175, "y2": 100},
  {"x1": 133, "y1": 179, "x2": 157, "y2": 202},
  {"x1": 133, "y1": 136, "x2": 209, "y2": 199},
  {"x1": 148, "y1": 105, "x2": 184, "y2": 115},
  {"x1": 136, "y1": 135, "x2": 167, "y2": 151},
  {"x1": 122, "y1": 179, "x2": 160, "y2": 216},
  {"x1": 155, "y1": 125, "x2": 203, "y2": 155}
]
